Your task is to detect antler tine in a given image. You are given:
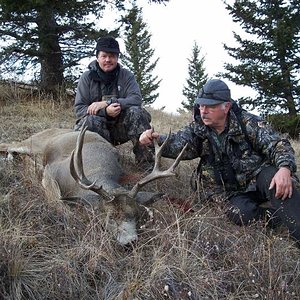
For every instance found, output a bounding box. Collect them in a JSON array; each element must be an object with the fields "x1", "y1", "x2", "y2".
[
  {"x1": 166, "y1": 142, "x2": 188, "y2": 171},
  {"x1": 151, "y1": 129, "x2": 171, "y2": 169},
  {"x1": 69, "y1": 126, "x2": 114, "y2": 202},
  {"x1": 129, "y1": 130, "x2": 188, "y2": 198}
]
